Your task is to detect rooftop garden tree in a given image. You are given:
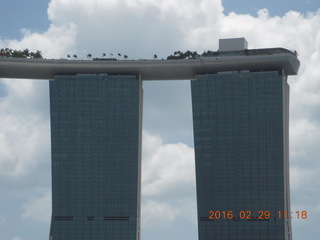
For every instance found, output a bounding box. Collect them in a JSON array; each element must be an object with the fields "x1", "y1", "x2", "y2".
[{"x1": 0, "y1": 48, "x2": 43, "y2": 58}]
